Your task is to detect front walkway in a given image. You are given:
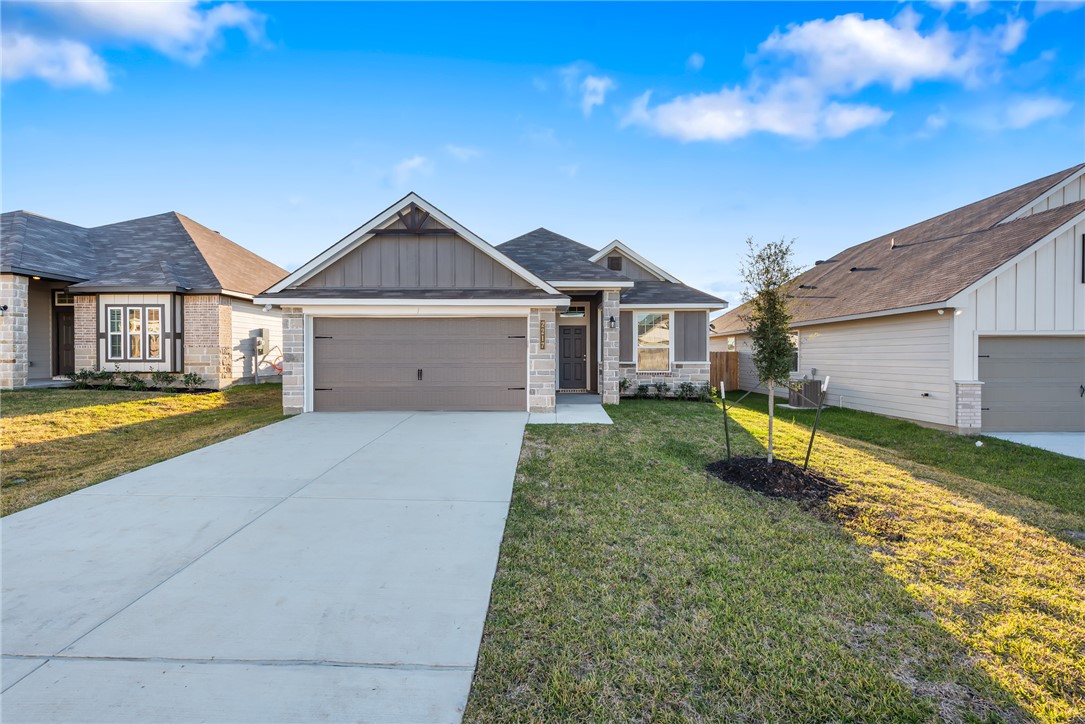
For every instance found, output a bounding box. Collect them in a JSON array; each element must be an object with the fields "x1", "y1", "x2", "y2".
[
  {"x1": 528, "y1": 393, "x2": 613, "y2": 425},
  {"x1": 2, "y1": 411, "x2": 527, "y2": 723}
]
